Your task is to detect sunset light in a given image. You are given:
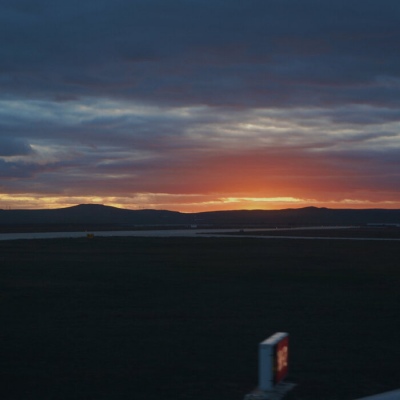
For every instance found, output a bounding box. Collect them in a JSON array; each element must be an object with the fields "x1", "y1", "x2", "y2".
[{"x1": 1, "y1": 1, "x2": 399, "y2": 212}]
